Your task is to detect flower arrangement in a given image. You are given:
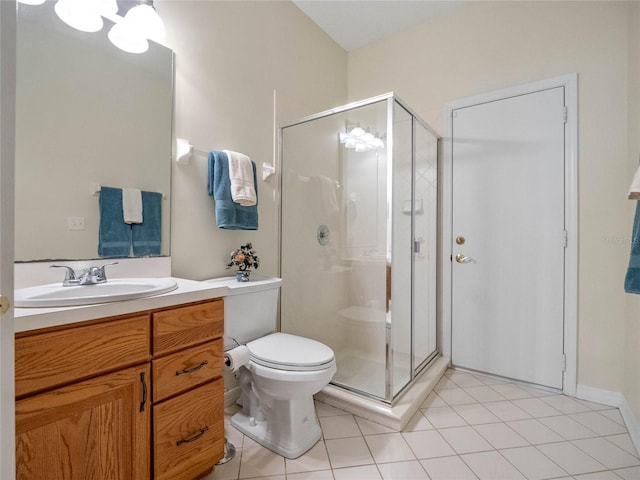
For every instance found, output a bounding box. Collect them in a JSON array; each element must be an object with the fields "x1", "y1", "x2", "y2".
[{"x1": 226, "y1": 242, "x2": 260, "y2": 272}]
